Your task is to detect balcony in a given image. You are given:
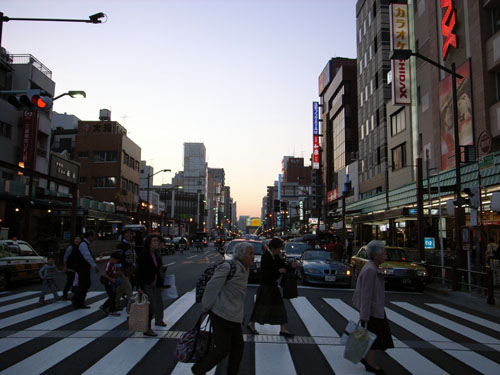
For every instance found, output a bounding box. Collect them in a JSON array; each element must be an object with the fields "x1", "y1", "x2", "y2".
[{"x1": 10, "y1": 54, "x2": 52, "y2": 79}]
